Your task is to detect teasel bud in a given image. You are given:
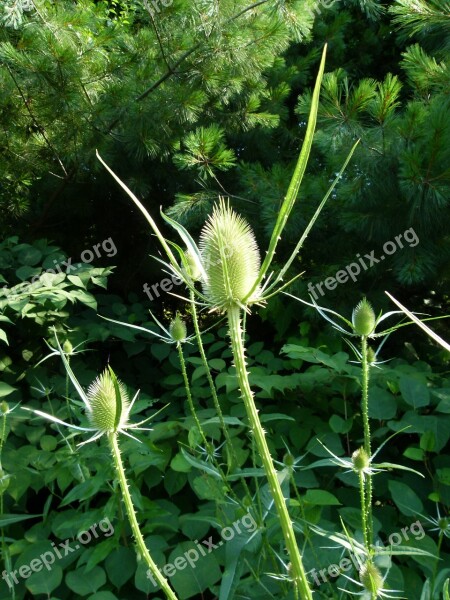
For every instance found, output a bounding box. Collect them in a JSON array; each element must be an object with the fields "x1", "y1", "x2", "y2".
[
  {"x1": 352, "y1": 298, "x2": 376, "y2": 336},
  {"x1": 183, "y1": 250, "x2": 202, "y2": 282},
  {"x1": 283, "y1": 453, "x2": 295, "y2": 467},
  {"x1": 199, "y1": 198, "x2": 261, "y2": 311},
  {"x1": 169, "y1": 314, "x2": 187, "y2": 343},
  {"x1": 359, "y1": 562, "x2": 383, "y2": 596},
  {"x1": 63, "y1": 340, "x2": 73, "y2": 354},
  {"x1": 1, "y1": 401, "x2": 9, "y2": 415},
  {"x1": 87, "y1": 369, "x2": 129, "y2": 432},
  {"x1": 352, "y1": 447, "x2": 370, "y2": 472},
  {"x1": 366, "y1": 345, "x2": 376, "y2": 364}
]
